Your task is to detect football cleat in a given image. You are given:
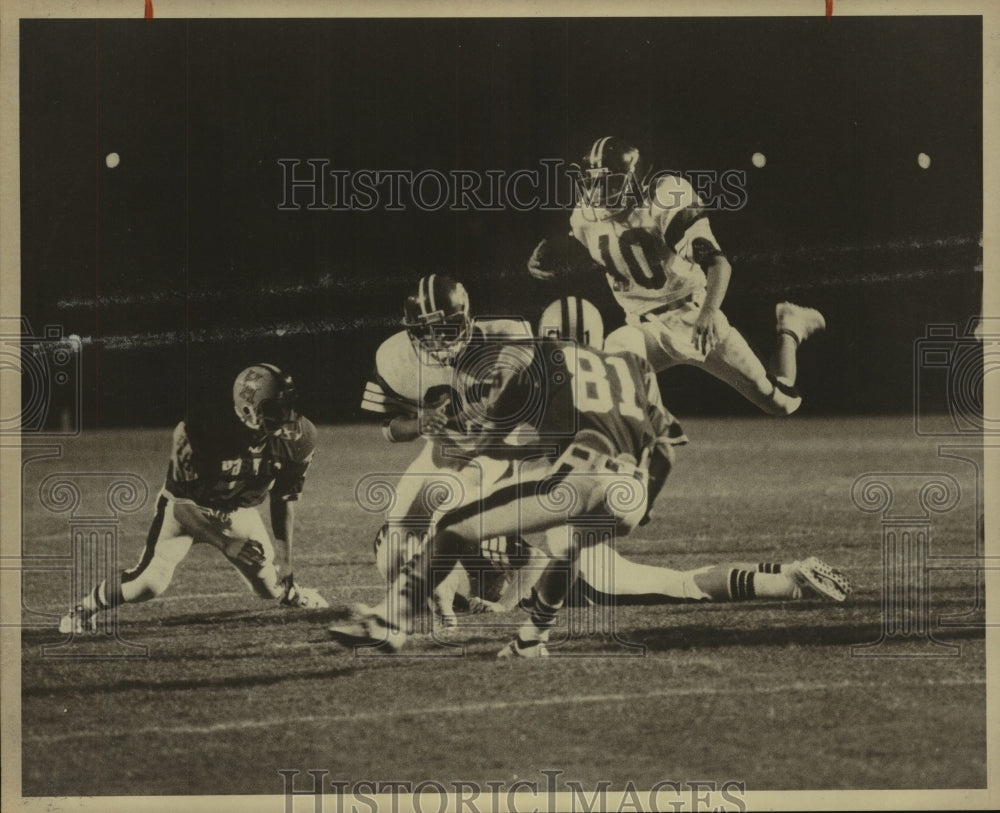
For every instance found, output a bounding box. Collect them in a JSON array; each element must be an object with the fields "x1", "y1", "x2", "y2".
[
  {"x1": 776, "y1": 302, "x2": 826, "y2": 345},
  {"x1": 787, "y1": 557, "x2": 852, "y2": 602},
  {"x1": 59, "y1": 605, "x2": 97, "y2": 634},
  {"x1": 497, "y1": 636, "x2": 549, "y2": 659},
  {"x1": 278, "y1": 578, "x2": 329, "y2": 609},
  {"x1": 468, "y1": 596, "x2": 506, "y2": 614},
  {"x1": 327, "y1": 611, "x2": 406, "y2": 652}
]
